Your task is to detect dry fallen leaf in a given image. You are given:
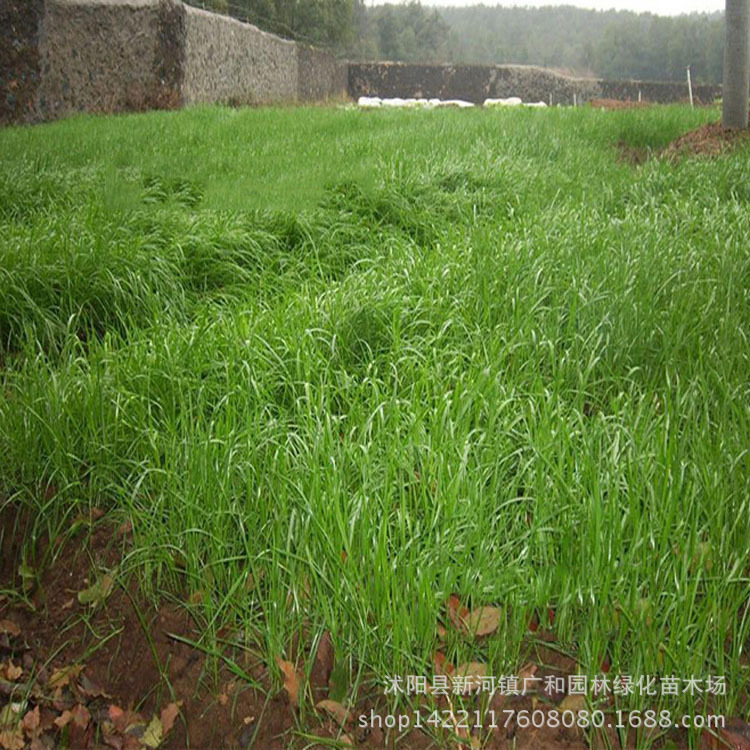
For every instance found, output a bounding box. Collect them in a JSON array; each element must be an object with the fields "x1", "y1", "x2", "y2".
[
  {"x1": 78, "y1": 574, "x2": 115, "y2": 606},
  {"x1": 433, "y1": 651, "x2": 454, "y2": 677},
  {"x1": 0, "y1": 727, "x2": 24, "y2": 750},
  {"x1": 464, "y1": 606, "x2": 502, "y2": 636},
  {"x1": 107, "y1": 704, "x2": 143, "y2": 734},
  {"x1": 160, "y1": 702, "x2": 180, "y2": 736},
  {"x1": 559, "y1": 694, "x2": 586, "y2": 712},
  {"x1": 0, "y1": 621, "x2": 20, "y2": 638},
  {"x1": 447, "y1": 595, "x2": 469, "y2": 632},
  {"x1": 48, "y1": 664, "x2": 83, "y2": 691},
  {"x1": 141, "y1": 715, "x2": 164, "y2": 748},
  {"x1": 79, "y1": 672, "x2": 111, "y2": 699},
  {"x1": 54, "y1": 711, "x2": 73, "y2": 730},
  {"x1": 316, "y1": 699, "x2": 349, "y2": 726},
  {"x1": 0, "y1": 705, "x2": 24, "y2": 750},
  {"x1": 21, "y1": 706, "x2": 40, "y2": 736},
  {"x1": 69, "y1": 704, "x2": 91, "y2": 729},
  {"x1": 275, "y1": 656, "x2": 301, "y2": 707},
  {"x1": 3, "y1": 662, "x2": 22, "y2": 682}
]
